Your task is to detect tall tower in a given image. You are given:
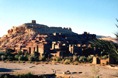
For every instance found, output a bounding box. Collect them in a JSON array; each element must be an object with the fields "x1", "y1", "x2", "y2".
[{"x1": 32, "y1": 20, "x2": 36, "y2": 24}]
